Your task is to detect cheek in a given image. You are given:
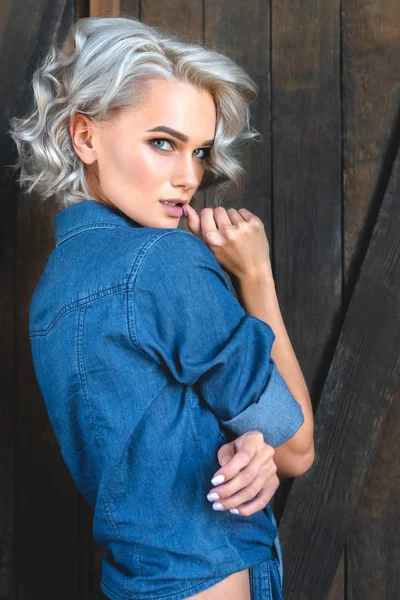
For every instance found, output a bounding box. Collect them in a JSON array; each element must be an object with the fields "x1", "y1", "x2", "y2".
[{"x1": 105, "y1": 143, "x2": 167, "y2": 186}]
